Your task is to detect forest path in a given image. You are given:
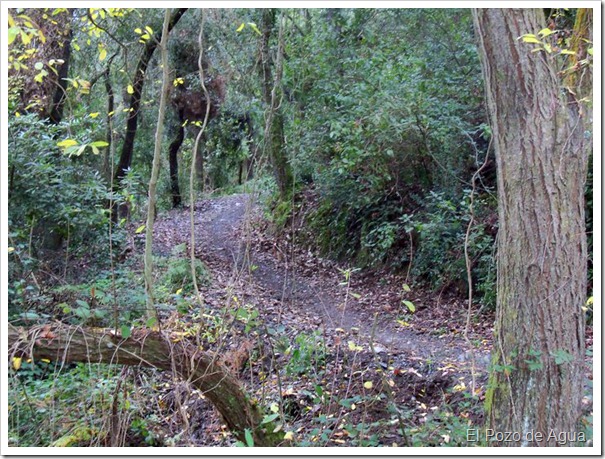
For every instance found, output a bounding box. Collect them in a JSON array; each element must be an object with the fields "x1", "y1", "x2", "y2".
[{"x1": 152, "y1": 193, "x2": 491, "y2": 371}]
